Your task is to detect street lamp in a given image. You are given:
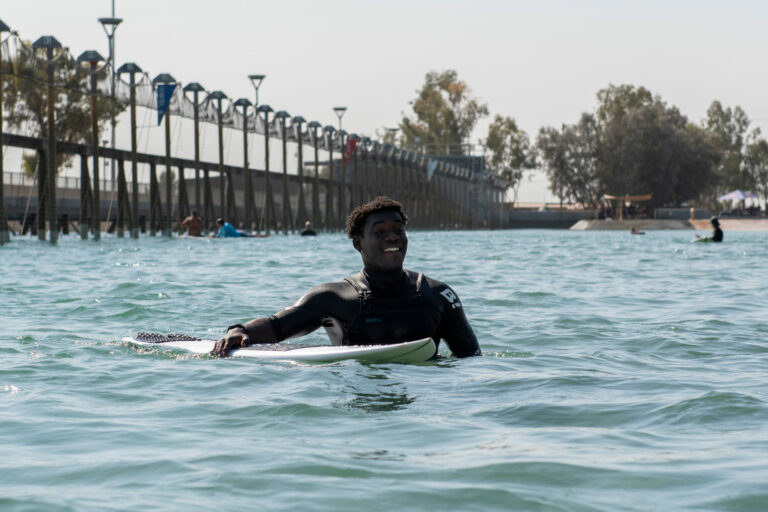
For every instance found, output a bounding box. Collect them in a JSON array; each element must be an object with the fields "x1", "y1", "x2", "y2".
[
  {"x1": 248, "y1": 74, "x2": 265, "y2": 107},
  {"x1": 333, "y1": 107, "x2": 347, "y2": 227},
  {"x1": 292, "y1": 115, "x2": 308, "y2": 225},
  {"x1": 308, "y1": 121, "x2": 322, "y2": 230},
  {"x1": 182, "y1": 82, "x2": 206, "y2": 225},
  {"x1": 275, "y1": 110, "x2": 291, "y2": 234},
  {"x1": 234, "y1": 97, "x2": 254, "y2": 230},
  {"x1": 98, "y1": 15, "x2": 122, "y2": 192},
  {"x1": 0, "y1": 19, "x2": 10, "y2": 244},
  {"x1": 257, "y1": 104, "x2": 275, "y2": 235},
  {"x1": 361, "y1": 136, "x2": 372, "y2": 202},
  {"x1": 77, "y1": 50, "x2": 105, "y2": 240},
  {"x1": 117, "y1": 62, "x2": 142, "y2": 239},
  {"x1": 207, "y1": 90, "x2": 228, "y2": 222},
  {"x1": 387, "y1": 127, "x2": 399, "y2": 146},
  {"x1": 323, "y1": 125, "x2": 337, "y2": 230},
  {"x1": 152, "y1": 72, "x2": 177, "y2": 237},
  {"x1": 333, "y1": 106, "x2": 347, "y2": 132},
  {"x1": 32, "y1": 35, "x2": 63, "y2": 244}
]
